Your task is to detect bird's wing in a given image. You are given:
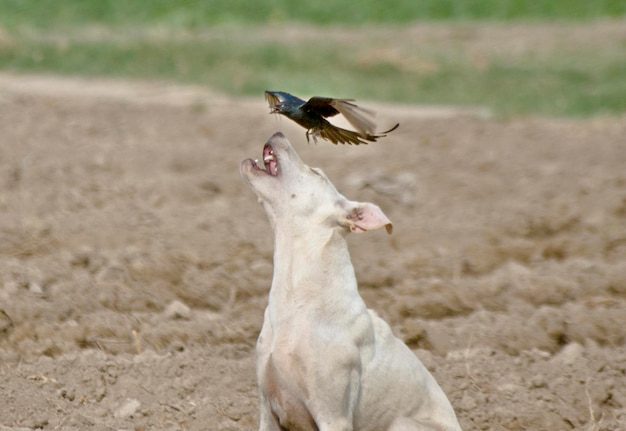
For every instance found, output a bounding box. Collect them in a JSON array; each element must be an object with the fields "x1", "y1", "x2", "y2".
[
  {"x1": 329, "y1": 99, "x2": 377, "y2": 135},
  {"x1": 301, "y1": 97, "x2": 342, "y2": 118},
  {"x1": 303, "y1": 97, "x2": 377, "y2": 135}
]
